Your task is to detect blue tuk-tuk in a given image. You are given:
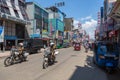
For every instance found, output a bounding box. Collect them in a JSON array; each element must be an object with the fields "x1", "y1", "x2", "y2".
[{"x1": 93, "y1": 41, "x2": 119, "y2": 73}]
